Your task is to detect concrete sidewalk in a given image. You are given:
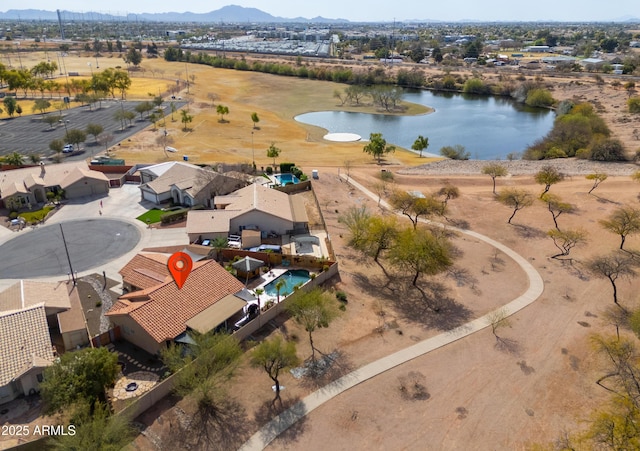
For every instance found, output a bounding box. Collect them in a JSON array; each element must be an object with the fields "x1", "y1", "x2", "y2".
[{"x1": 239, "y1": 173, "x2": 544, "y2": 451}]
